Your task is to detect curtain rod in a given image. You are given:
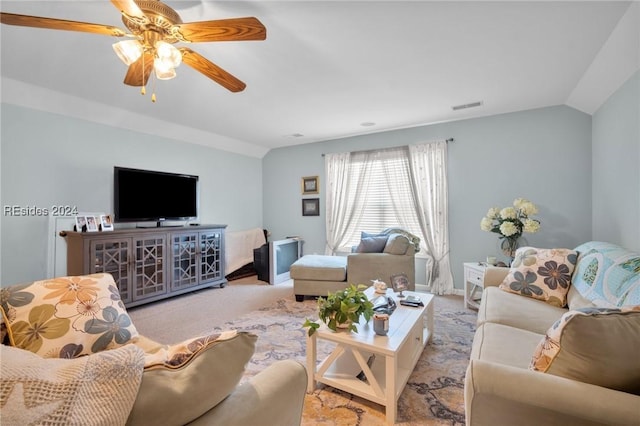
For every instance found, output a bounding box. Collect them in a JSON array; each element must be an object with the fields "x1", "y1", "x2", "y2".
[{"x1": 320, "y1": 138, "x2": 454, "y2": 157}]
